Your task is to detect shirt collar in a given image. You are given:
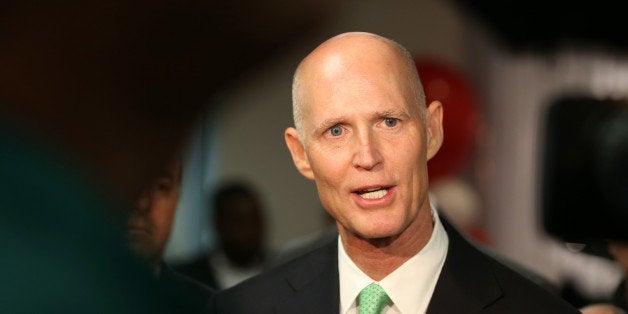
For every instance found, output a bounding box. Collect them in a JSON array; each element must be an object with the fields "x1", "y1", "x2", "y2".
[{"x1": 338, "y1": 206, "x2": 449, "y2": 314}]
